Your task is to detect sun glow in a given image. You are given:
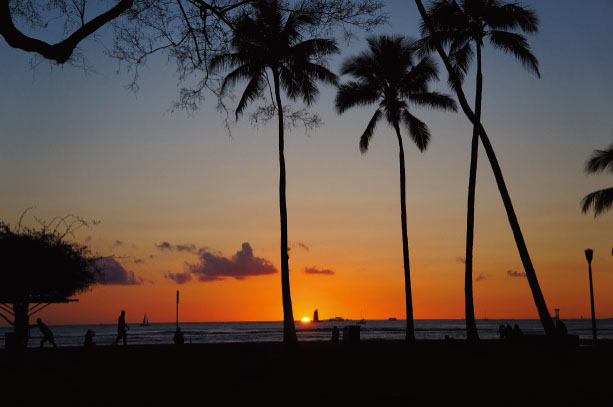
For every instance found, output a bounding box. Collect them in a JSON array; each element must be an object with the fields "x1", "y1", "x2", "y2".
[{"x1": 301, "y1": 317, "x2": 311, "y2": 323}]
